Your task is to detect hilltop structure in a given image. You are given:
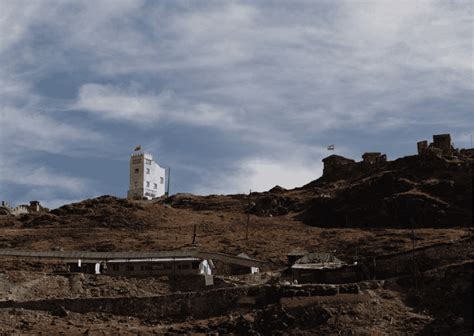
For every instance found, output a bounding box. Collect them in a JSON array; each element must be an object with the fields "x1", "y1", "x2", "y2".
[
  {"x1": 0, "y1": 200, "x2": 46, "y2": 216},
  {"x1": 322, "y1": 133, "x2": 462, "y2": 178},
  {"x1": 127, "y1": 148, "x2": 166, "y2": 200},
  {"x1": 362, "y1": 152, "x2": 387, "y2": 164},
  {"x1": 322, "y1": 155, "x2": 356, "y2": 176},
  {"x1": 417, "y1": 133, "x2": 454, "y2": 156}
]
